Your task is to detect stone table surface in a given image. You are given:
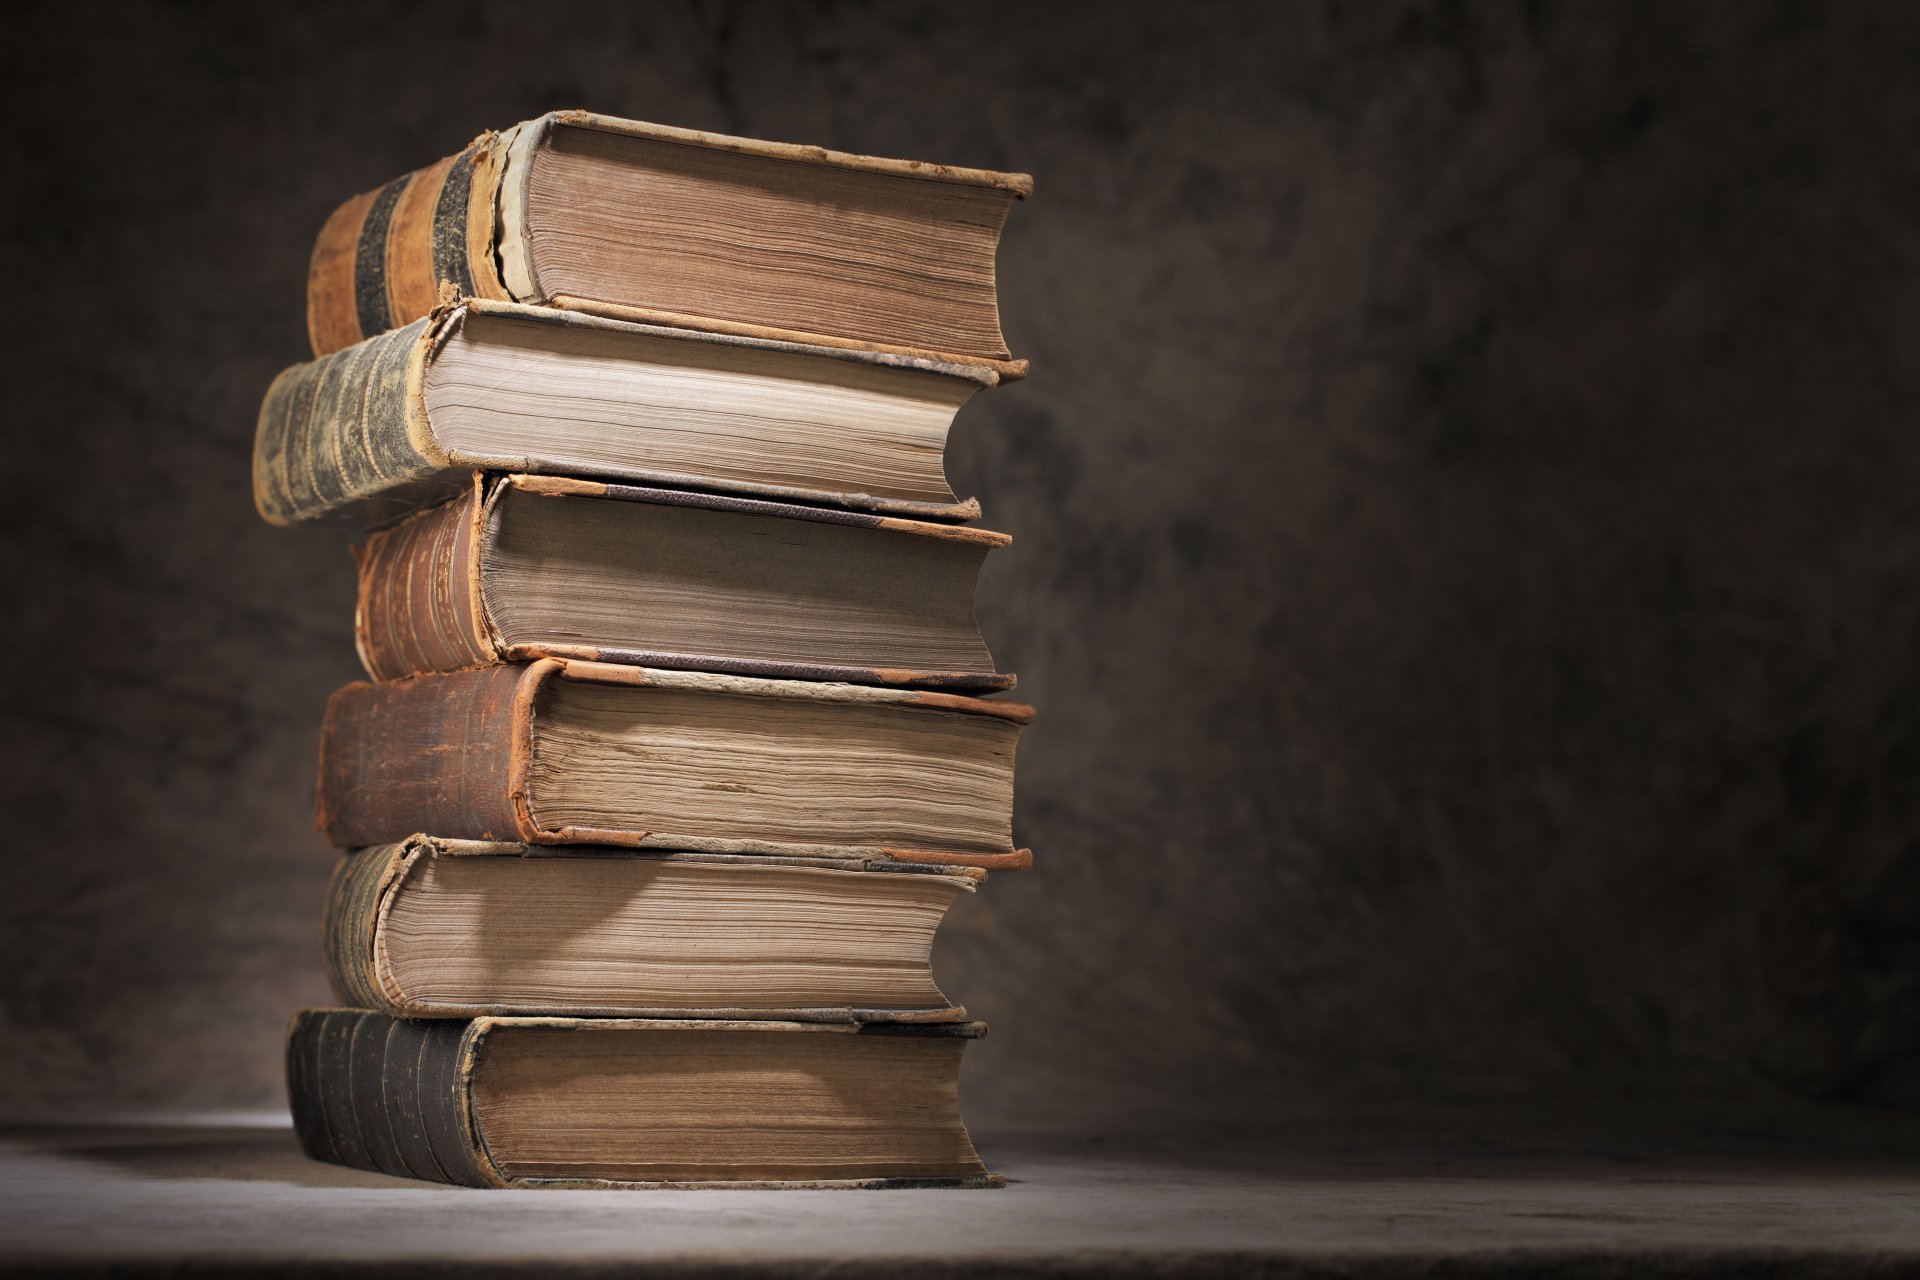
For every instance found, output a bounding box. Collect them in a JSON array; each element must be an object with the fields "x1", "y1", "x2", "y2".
[{"x1": 5, "y1": 1105, "x2": 1918, "y2": 1276}]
